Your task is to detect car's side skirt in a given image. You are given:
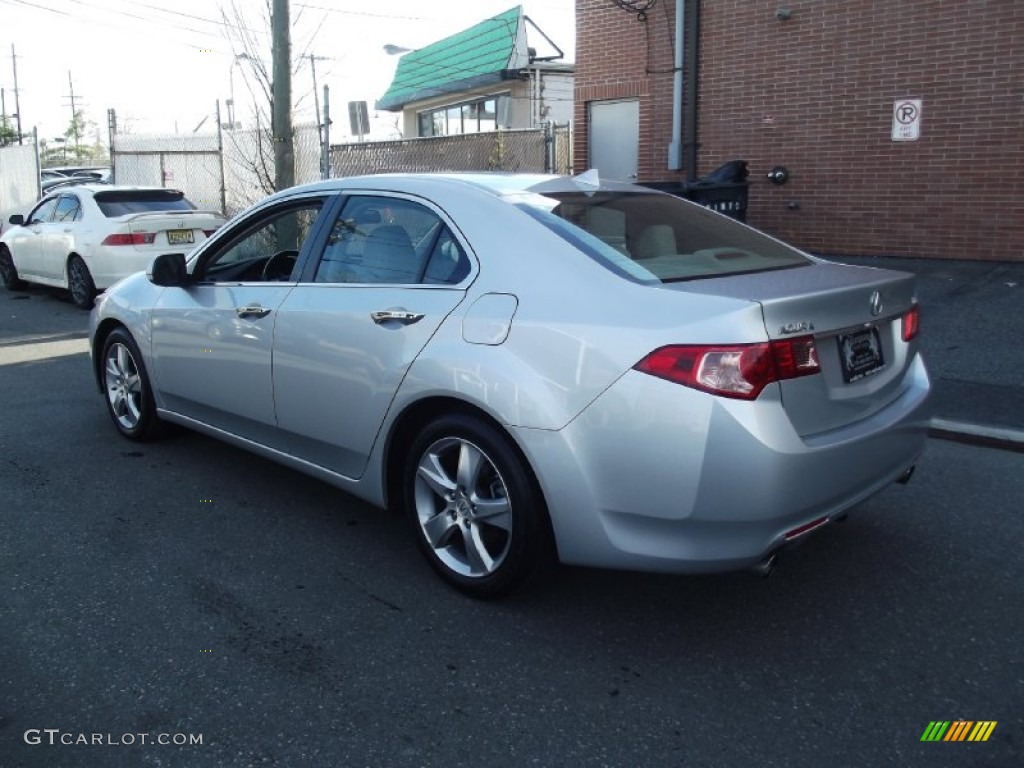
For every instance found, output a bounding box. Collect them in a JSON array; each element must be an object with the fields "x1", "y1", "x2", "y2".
[{"x1": 157, "y1": 409, "x2": 387, "y2": 509}]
